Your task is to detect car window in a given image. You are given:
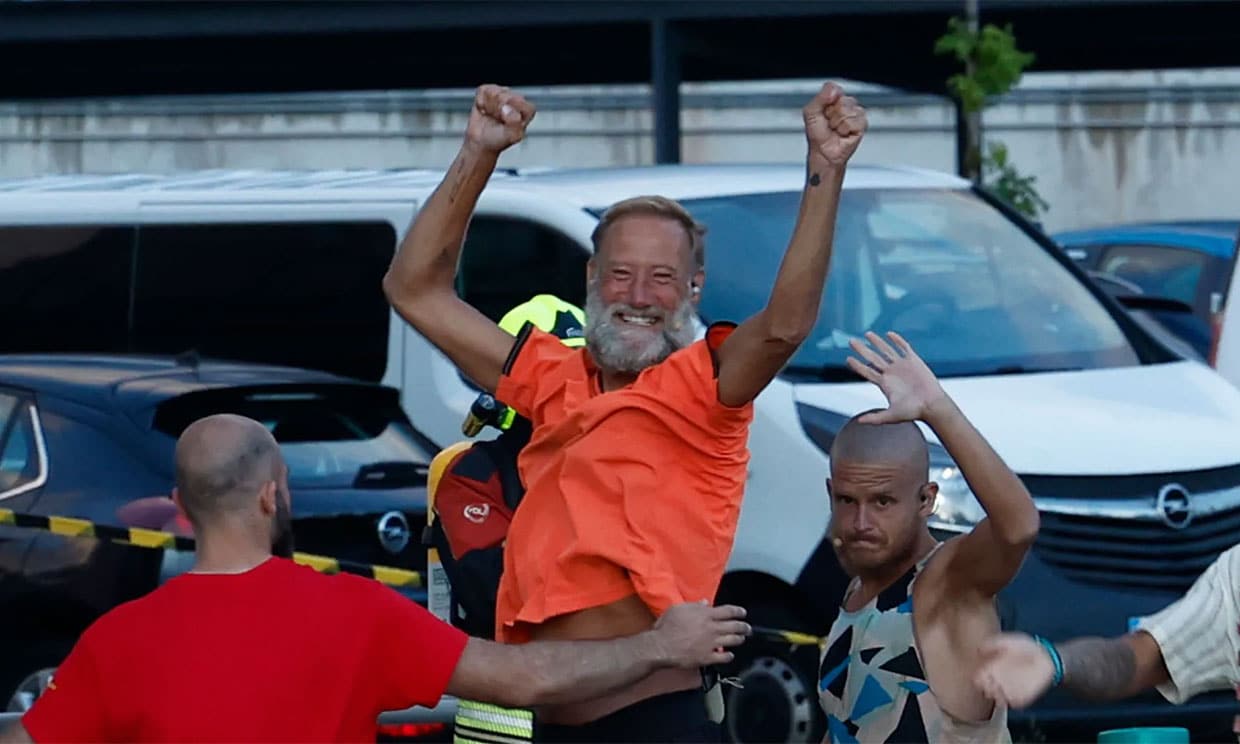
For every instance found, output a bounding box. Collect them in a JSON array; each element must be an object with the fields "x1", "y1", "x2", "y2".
[
  {"x1": 676, "y1": 188, "x2": 1141, "y2": 378},
  {"x1": 133, "y1": 222, "x2": 395, "y2": 382},
  {"x1": 0, "y1": 223, "x2": 396, "y2": 382},
  {"x1": 0, "y1": 393, "x2": 43, "y2": 497},
  {"x1": 0, "y1": 226, "x2": 133, "y2": 354},
  {"x1": 1098, "y1": 244, "x2": 1206, "y2": 307},
  {"x1": 458, "y1": 217, "x2": 588, "y2": 322},
  {"x1": 153, "y1": 386, "x2": 433, "y2": 489}
]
